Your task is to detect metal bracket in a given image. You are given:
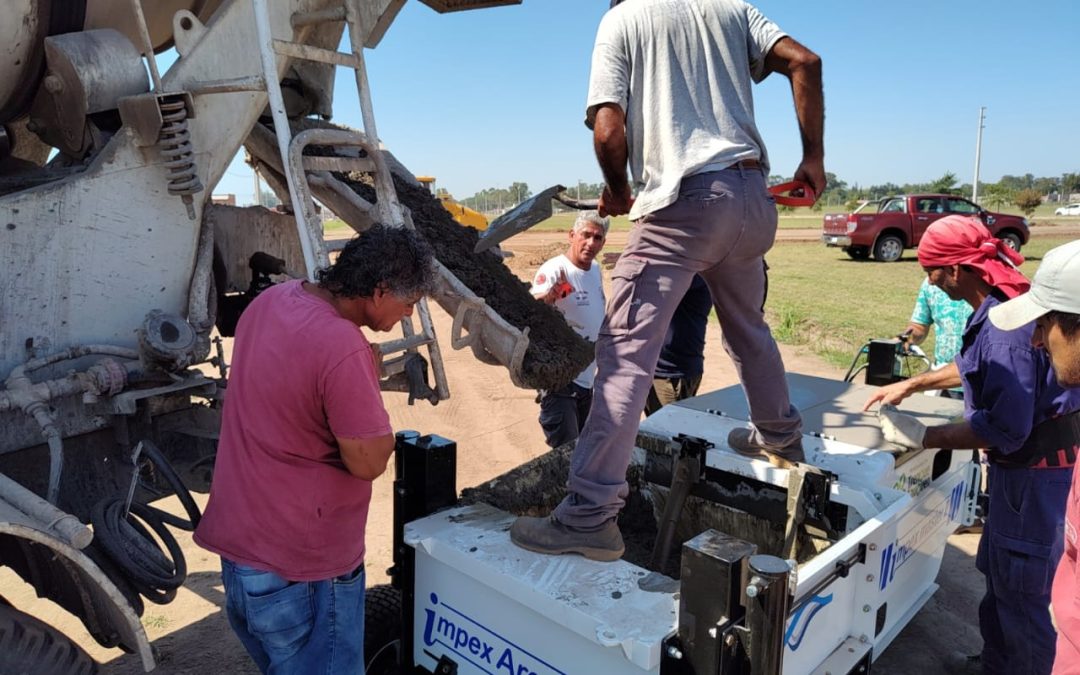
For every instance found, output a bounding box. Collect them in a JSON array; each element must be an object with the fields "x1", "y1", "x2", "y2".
[
  {"x1": 423, "y1": 651, "x2": 458, "y2": 675},
  {"x1": 801, "y1": 467, "x2": 841, "y2": 540},
  {"x1": 95, "y1": 376, "x2": 215, "y2": 415},
  {"x1": 673, "y1": 433, "x2": 712, "y2": 480},
  {"x1": 791, "y1": 543, "x2": 867, "y2": 614}
]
